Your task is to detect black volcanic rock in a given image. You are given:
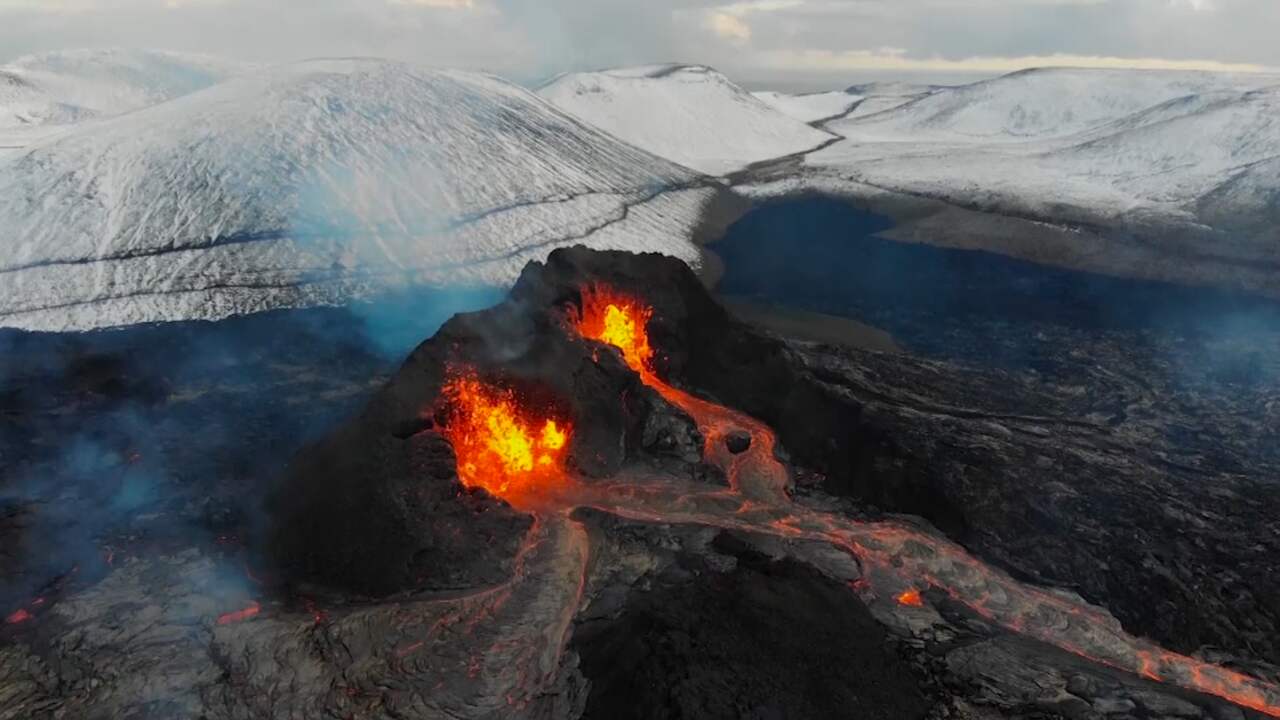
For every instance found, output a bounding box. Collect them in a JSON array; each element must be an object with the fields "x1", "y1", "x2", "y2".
[
  {"x1": 6, "y1": 246, "x2": 1280, "y2": 719},
  {"x1": 739, "y1": 343, "x2": 1280, "y2": 671},
  {"x1": 269, "y1": 244, "x2": 1280, "y2": 675},
  {"x1": 268, "y1": 422, "x2": 535, "y2": 597},
  {"x1": 516, "y1": 248, "x2": 1280, "y2": 672},
  {"x1": 571, "y1": 536, "x2": 929, "y2": 720},
  {"x1": 519, "y1": 250, "x2": 1280, "y2": 673},
  {"x1": 267, "y1": 249, "x2": 709, "y2": 597}
]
